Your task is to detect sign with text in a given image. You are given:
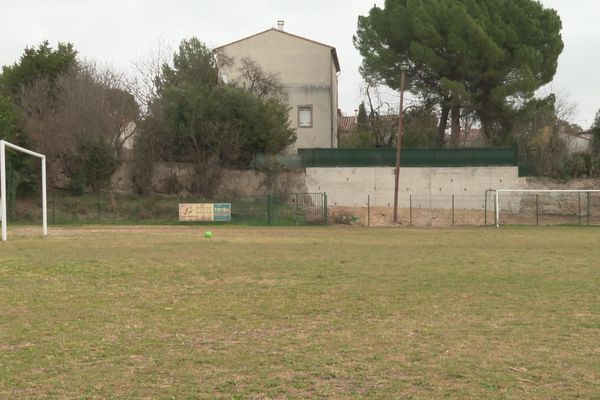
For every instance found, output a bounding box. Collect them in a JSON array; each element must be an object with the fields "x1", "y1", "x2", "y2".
[{"x1": 179, "y1": 203, "x2": 231, "y2": 222}]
